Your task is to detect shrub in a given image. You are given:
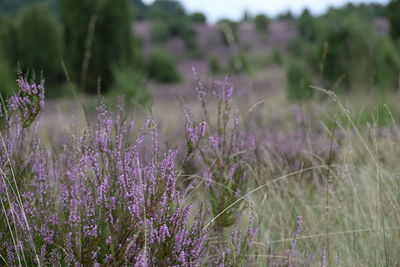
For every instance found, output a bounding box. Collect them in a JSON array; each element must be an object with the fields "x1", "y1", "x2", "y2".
[
  {"x1": 184, "y1": 76, "x2": 254, "y2": 231},
  {"x1": 286, "y1": 59, "x2": 313, "y2": 100},
  {"x1": 190, "y1": 12, "x2": 206, "y2": 24},
  {"x1": 0, "y1": 75, "x2": 206, "y2": 265},
  {"x1": 317, "y1": 15, "x2": 400, "y2": 90},
  {"x1": 146, "y1": 49, "x2": 180, "y2": 83},
  {"x1": 111, "y1": 66, "x2": 150, "y2": 104},
  {"x1": 254, "y1": 14, "x2": 269, "y2": 33}
]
